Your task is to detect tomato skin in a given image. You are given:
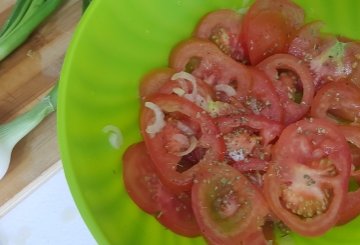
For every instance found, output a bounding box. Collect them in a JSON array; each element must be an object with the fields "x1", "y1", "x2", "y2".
[
  {"x1": 139, "y1": 67, "x2": 176, "y2": 100},
  {"x1": 191, "y1": 163, "x2": 268, "y2": 245},
  {"x1": 241, "y1": 0, "x2": 304, "y2": 64},
  {"x1": 311, "y1": 81, "x2": 360, "y2": 125},
  {"x1": 140, "y1": 94, "x2": 225, "y2": 192},
  {"x1": 122, "y1": 142, "x2": 162, "y2": 214},
  {"x1": 347, "y1": 42, "x2": 360, "y2": 88},
  {"x1": 264, "y1": 118, "x2": 351, "y2": 236},
  {"x1": 194, "y1": 9, "x2": 246, "y2": 62},
  {"x1": 257, "y1": 54, "x2": 315, "y2": 124}
]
